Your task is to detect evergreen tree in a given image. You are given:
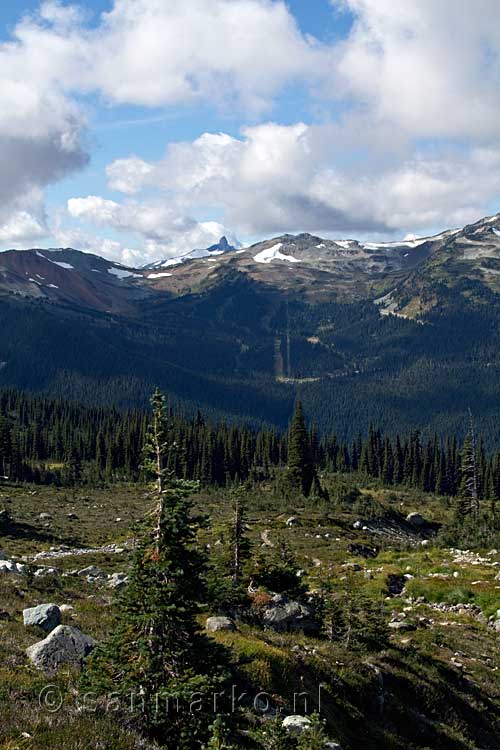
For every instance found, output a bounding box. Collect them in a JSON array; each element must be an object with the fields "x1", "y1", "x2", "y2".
[
  {"x1": 458, "y1": 413, "x2": 480, "y2": 519},
  {"x1": 85, "y1": 389, "x2": 228, "y2": 748},
  {"x1": 287, "y1": 401, "x2": 315, "y2": 496}
]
